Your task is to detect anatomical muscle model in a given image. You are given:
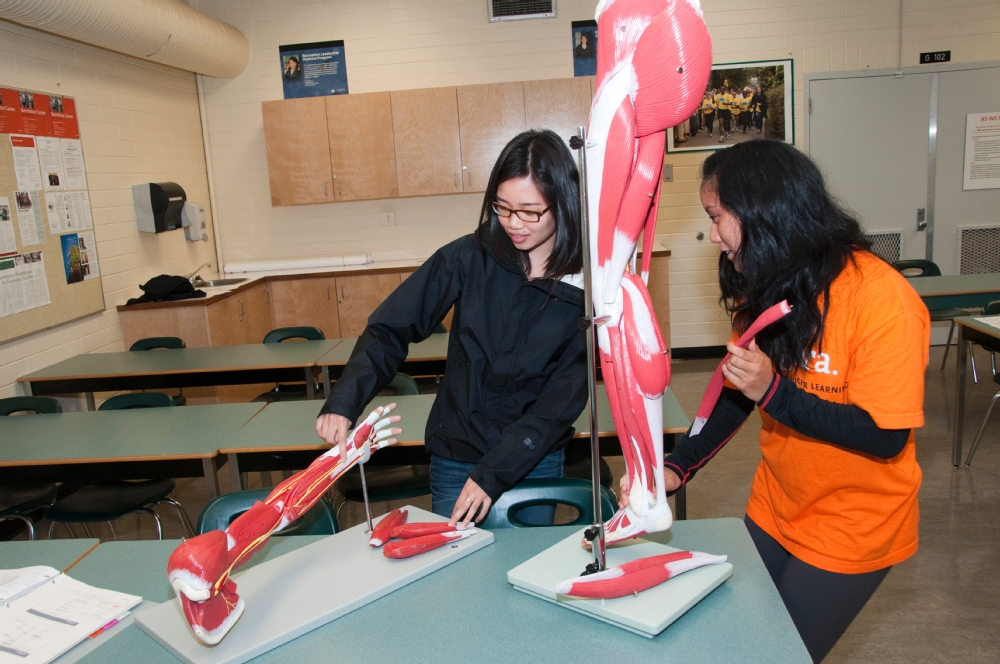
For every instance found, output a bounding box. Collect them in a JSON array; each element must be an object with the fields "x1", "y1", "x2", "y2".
[
  {"x1": 166, "y1": 404, "x2": 401, "y2": 645},
  {"x1": 585, "y1": 0, "x2": 712, "y2": 545},
  {"x1": 557, "y1": 550, "x2": 727, "y2": 599}
]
